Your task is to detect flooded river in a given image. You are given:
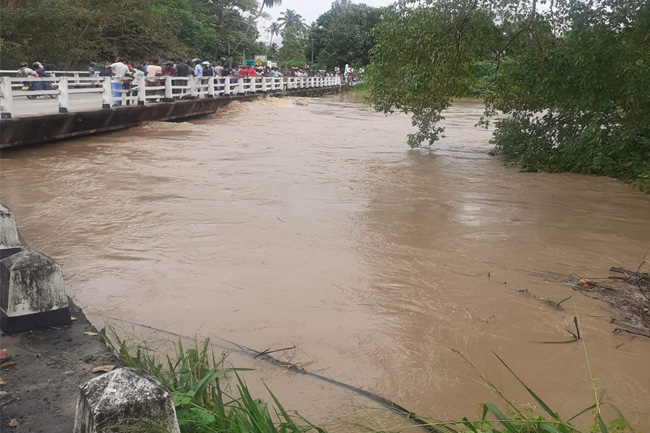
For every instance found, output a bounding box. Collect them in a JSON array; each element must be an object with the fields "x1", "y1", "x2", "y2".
[{"x1": 1, "y1": 94, "x2": 649, "y2": 430}]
